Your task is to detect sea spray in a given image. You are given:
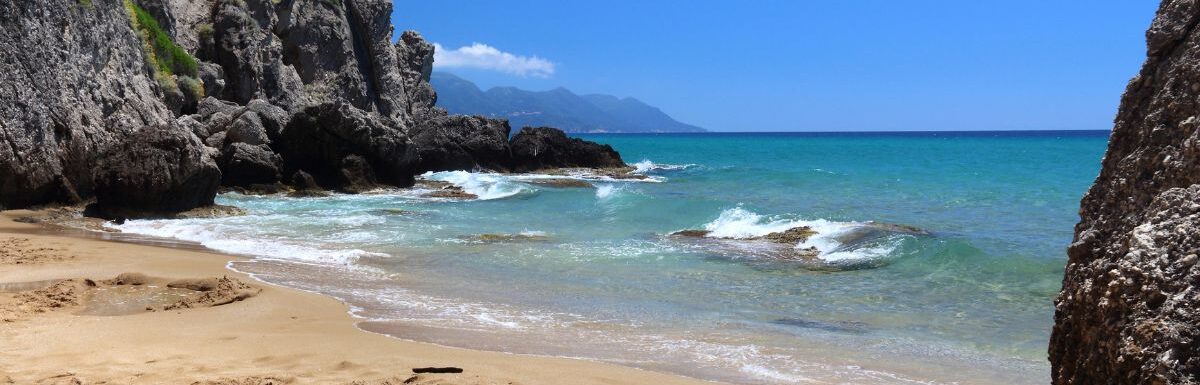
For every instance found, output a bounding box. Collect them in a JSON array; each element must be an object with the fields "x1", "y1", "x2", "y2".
[
  {"x1": 421, "y1": 171, "x2": 532, "y2": 200},
  {"x1": 697, "y1": 207, "x2": 905, "y2": 262}
]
